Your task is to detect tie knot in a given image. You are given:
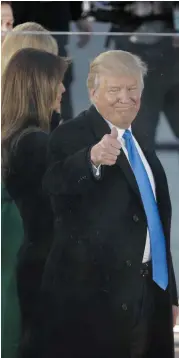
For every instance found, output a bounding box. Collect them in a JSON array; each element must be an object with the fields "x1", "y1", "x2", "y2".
[{"x1": 123, "y1": 129, "x2": 132, "y2": 141}]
